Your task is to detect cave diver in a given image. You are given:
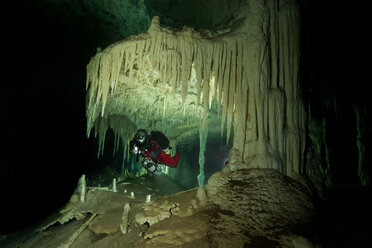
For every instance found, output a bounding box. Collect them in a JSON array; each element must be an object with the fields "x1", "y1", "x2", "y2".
[{"x1": 129, "y1": 129, "x2": 180, "y2": 175}]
